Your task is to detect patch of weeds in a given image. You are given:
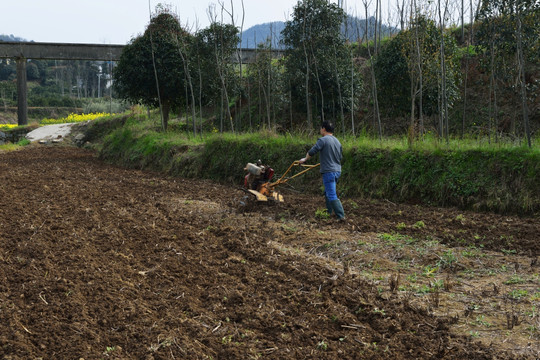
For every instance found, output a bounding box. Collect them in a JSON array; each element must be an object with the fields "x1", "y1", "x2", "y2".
[
  {"x1": 526, "y1": 325, "x2": 539, "y2": 338},
  {"x1": 460, "y1": 269, "x2": 477, "y2": 279},
  {"x1": 281, "y1": 224, "x2": 297, "y2": 232},
  {"x1": 508, "y1": 289, "x2": 528, "y2": 300},
  {"x1": 424, "y1": 238, "x2": 440, "y2": 247},
  {"x1": 317, "y1": 340, "x2": 328, "y2": 350},
  {"x1": 17, "y1": 138, "x2": 31, "y2": 146},
  {"x1": 530, "y1": 293, "x2": 540, "y2": 301},
  {"x1": 469, "y1": 331, "x2": 480, "y2": 338},
  {"x1": 504, "y1": 275, "x2": 526, "y2": 285},
  {"x1": 501, "y1": 249, "x2": 517, "y2": 255},
  {"x1": 322, "y1": 241, "x2": 339, "y2": 249},
  {"x1": 526, "y1": 306, "x2": 537, "y2": 318},
  {"x1": 415, "y1": 284, "x2": 432, "y2": 294},
  {"x1": 437, "y1": 250, "x2": 458, "y2": 269},
  {"x1": 221, "y1": 335, "x2": 233, "y2": 344},
  {"x1": 372, "y1": 307, "x2": 386, "y2": 316},
  {"x1": 315, "y1": 208, "x2": 330, "y2": 219},
  {"x1": 455, "y1": 214, "x2": 465, "y2": 222},
  {"x1": 104, "y1": 346, "x2": 117, "y2": 355},
  {"x1": 395, "y1": 222, "x2": 407, "y2": 230},
  {"x1": 403, "y1": 235, "x2": 417, "y2": 244},
  {"x1": 378, "y1": 233, "x2": 417, "y2": 247},
  {"x1": 430, "y1": 279, "x2": 444, "y2": 290},
  {"x1": 378, "y1": 233, "x2": 394, "y2": 242},
  {"x1": 348, "y1": 200, "x2": 359, "y2": 209},
  {"x1": 398, "y1": 259, "x2": 411, "y2": 270},
  {"x1": 355, "y1": 306, "x2": 366, "y2": 314},
  {"x1": 406, "y1": 273, "x2": 418, "y2": 283},
  {"x1": 413, "y1": 220, "x2": 426, "y2": 229},
  {"x1": 464, "y1": 303, "x2": 480, "y2": 318},
  {"x1": 422, "y1": 265, "x2": 439, "y2": 277},
  {"x1": 462, "y1": 246, "x2": 481, "y2": 258},
  {"x1": 474, "y1": 315, "x2": 492, "y2": 328},
  {"x1": 378, "y1": 233, "x2": 403, "y2": 249}
]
